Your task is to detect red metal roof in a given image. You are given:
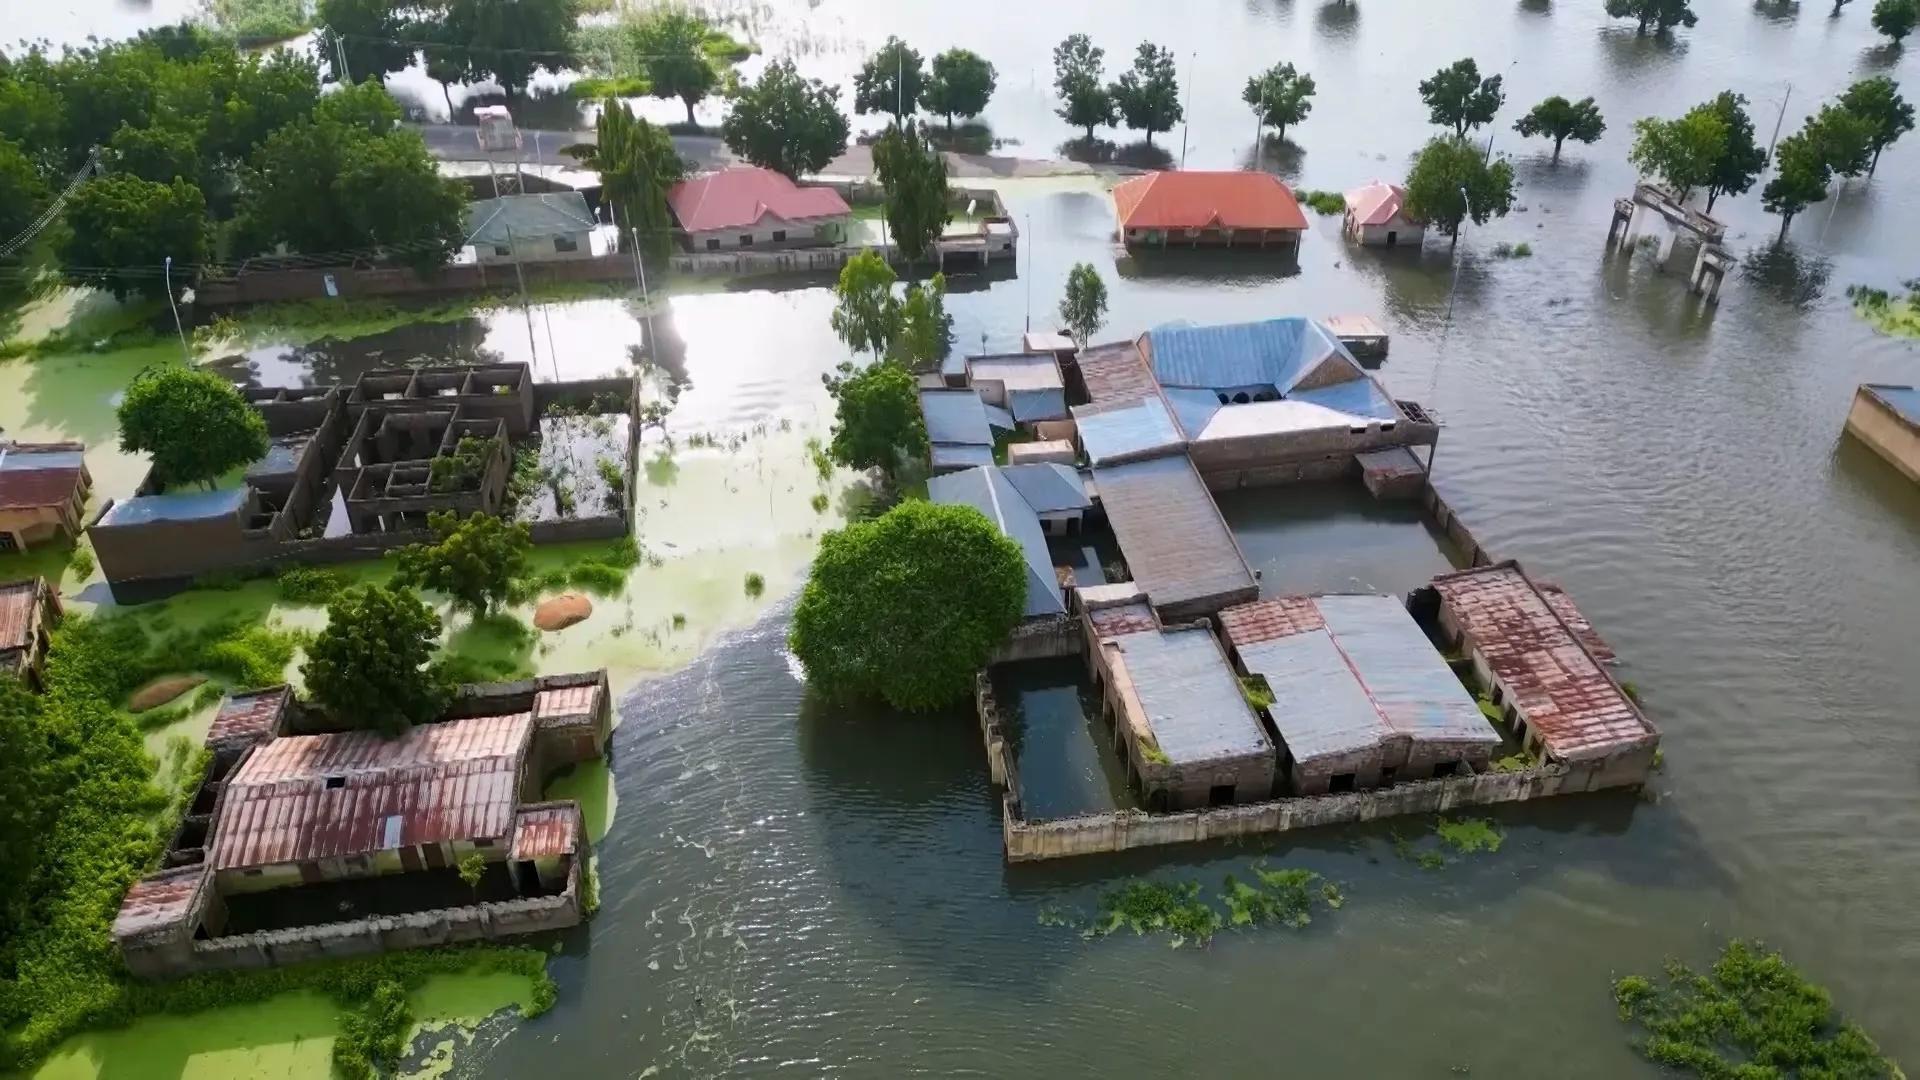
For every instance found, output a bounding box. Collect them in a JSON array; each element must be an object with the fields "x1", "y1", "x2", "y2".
[
  {"x1": 1218, "y1": 596, "x2": 1326, "y2": 648},
  {"x1": 1076, "y1": 340, "x2": 1161, "y2": 408},
  {"x1": 0, "y1": 466, "x2": 85, "y2": 511},
  {"x1": 1089, "y1": 601, "x2": 1160, "y2": 639},
  {"x1": 207, "y1": 686, "x2": 292, "y2": 747},
  {"x1": 0, "y1": 578, "x2": 48, "y2": 653},
  {"x1": 113, "y1": 865, "x2": 209, "y2": 941},
  {"x1": 534, "y1": 683, "x2": 599, "y2": 726},
  {"x1": 509, "y1": 803, "x2": 581, "y2": 860},
  {"x1": 1344, "y1": 180, "x2": 1414, "y2": 228},
  {"x1": 667, "y1": 167, "x2": 852, "y2": 234},
  {"x1": 1431, "y1": 564, "x2": 1655, "y2": 761},
  {"x1": 208, "y1": 713, "x2": 533, "y2": 870},
  {"x1": 1112, "y1": 172, "x2": 1309, "y2": 232},
  {"x1": 1536, "y1": 581, "x2": 1616, "y2": 663}
]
